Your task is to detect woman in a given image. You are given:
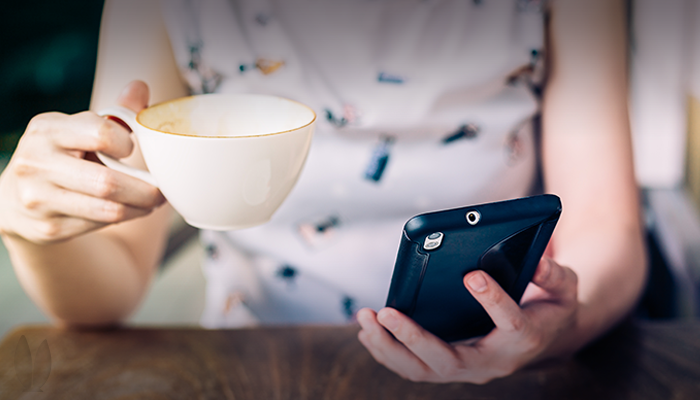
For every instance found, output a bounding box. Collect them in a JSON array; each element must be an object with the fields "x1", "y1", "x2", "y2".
[{"x1": 0, "y1": 0, "x2": 645, "y2": 383}]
